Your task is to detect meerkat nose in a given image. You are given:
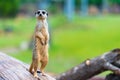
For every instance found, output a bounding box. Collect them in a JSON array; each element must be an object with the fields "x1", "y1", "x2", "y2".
[{"x1": 39, "y1": 14, "x2": 42, "y2": 16}]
